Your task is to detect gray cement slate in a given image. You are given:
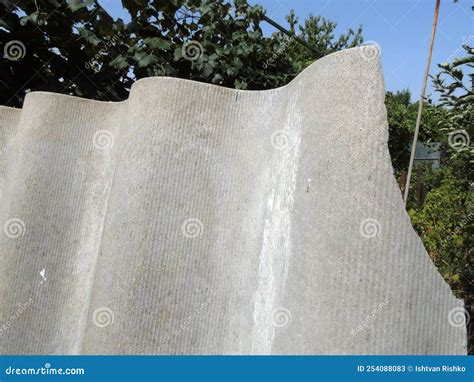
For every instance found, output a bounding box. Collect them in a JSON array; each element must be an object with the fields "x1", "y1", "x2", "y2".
[{"x1": 0, "y1": 47, "x2": 467, "y2": 354}]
